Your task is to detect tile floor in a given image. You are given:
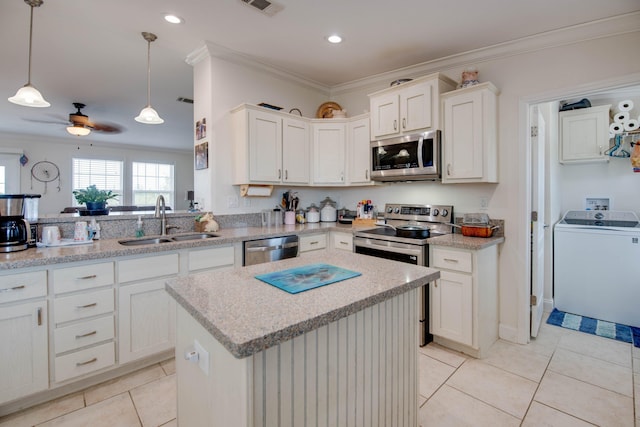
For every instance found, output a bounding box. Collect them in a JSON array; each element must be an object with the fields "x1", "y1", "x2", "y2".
[{"x1": 1, "y1": 314, "x2": 638, "y2": 426}]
